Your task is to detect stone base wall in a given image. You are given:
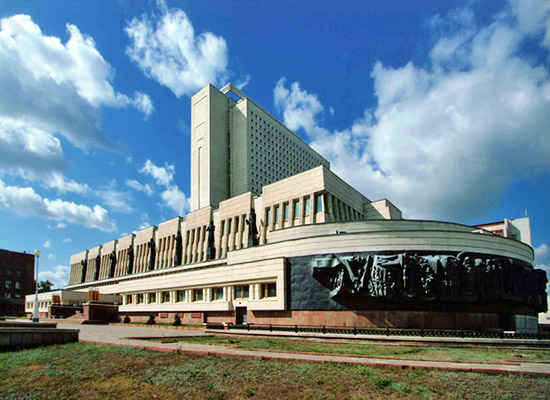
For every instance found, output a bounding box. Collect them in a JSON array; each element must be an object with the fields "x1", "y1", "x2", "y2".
[
  {"x1": 84, "y1": 303, "x2": 119, "y2": 322},
  {"x1": 249, "y1": 310, "x2": 504, "y2": 331}
]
